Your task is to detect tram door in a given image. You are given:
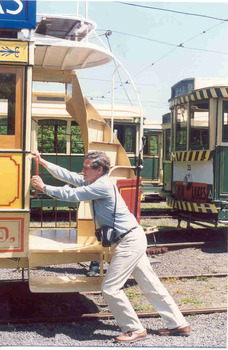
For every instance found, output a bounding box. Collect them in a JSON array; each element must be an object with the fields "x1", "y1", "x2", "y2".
[
  {"x1": 0, "y1": 43, "x2": 33, "y2": 260},
  {"x1": 142, "y1": 132, "x2": 162, "y2": 183}
]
